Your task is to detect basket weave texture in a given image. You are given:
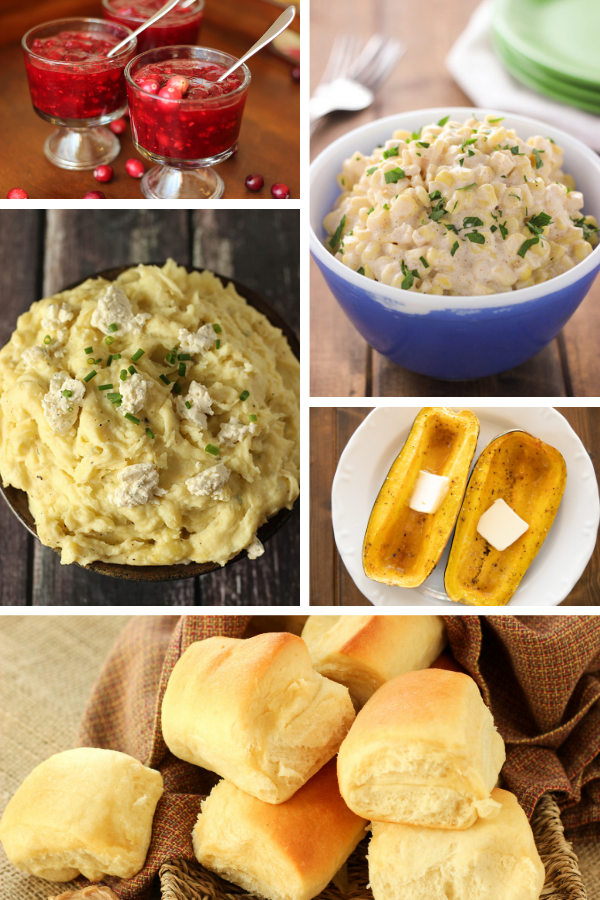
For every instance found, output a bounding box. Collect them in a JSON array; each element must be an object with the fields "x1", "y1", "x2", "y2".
[{"x1": 159, "y1": 792, "x2": 587, "y2": 900}]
